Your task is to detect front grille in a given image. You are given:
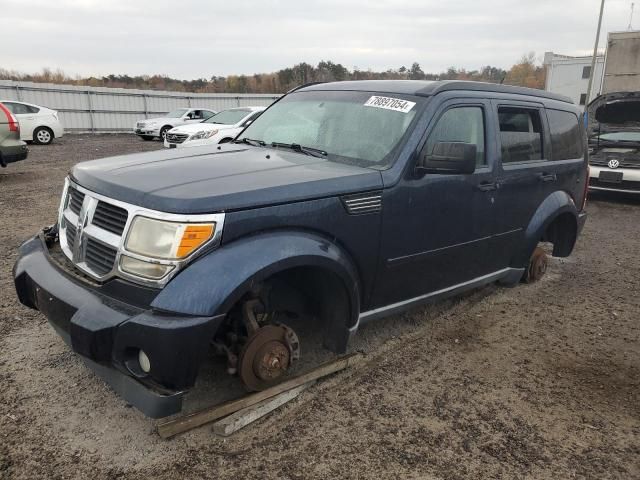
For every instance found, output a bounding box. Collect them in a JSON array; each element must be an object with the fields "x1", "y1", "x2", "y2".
[
  {"x1": 341, "y1": 191, "x2": 383, "y2": 215},
  {"x1": 65, "y1": 222, "x2": 77, "y2": 247},
  {"x1": 68, "y1": 188, "x2": 85, "y2": 215},
  {"x1": 590, "y1": 178, "x2": 640, "y2": 191},
  {"x1": 590, "y1": 154, "x2": 640, "y2": 169},
  {"x1": 85, "y1": 238, "x2": 117, "y2": 275},
  {"x1": 166, "y1": 133, "x2": 188, "y2": 144},
  {"x1": 92, "y1": 201, "x2": 128, "y2": 235}
]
